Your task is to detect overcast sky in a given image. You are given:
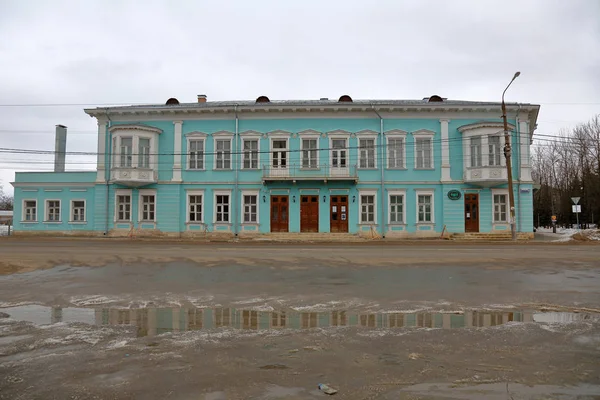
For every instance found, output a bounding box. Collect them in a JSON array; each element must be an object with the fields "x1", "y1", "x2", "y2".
[{"x1": 1, "y1": 0, "x2": 599, "y2": 194}]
